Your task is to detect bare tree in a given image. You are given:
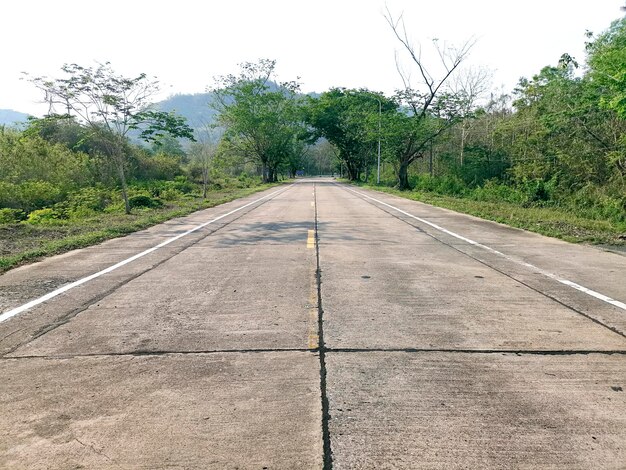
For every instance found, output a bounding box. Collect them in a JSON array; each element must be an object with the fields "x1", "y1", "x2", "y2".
[
  {"x1": 190, "y1": 123, "x2": 220, "y2": 198},
  {"x1": 384, "y1": 7, "x2": 476, "y2": 189},
  {"x1": 451, "y1": 66, "x2": 492, "y2": 165}
]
